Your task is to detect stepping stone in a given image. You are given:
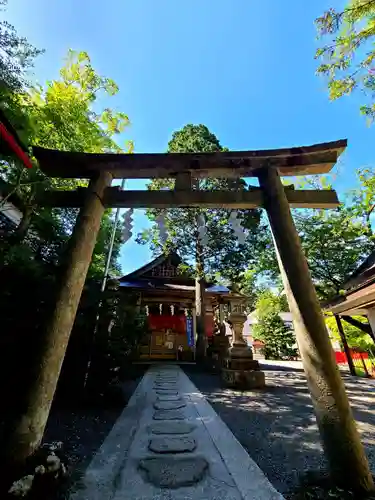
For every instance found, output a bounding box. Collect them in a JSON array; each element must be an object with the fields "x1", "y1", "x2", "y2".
[
  {"x1": 153, "y1": 409, "x2": 185, "y2": 420},
  {"x1": 154, "y1": 385, "x2": 177, "y2": 390},
  {"x1": 156, "y1": 390, "x2": 178, "y2": 395},
  {"x1": 154, "y1": 400, "x2": 186, "y2": 410},
  {"x1": 154, "y1": 382, "x2": 176, "y2": 385},
  {"x1": 139, "y1": 456, "x2": 208, "y2": 488},
  {"x1": 157, "y1": 395, "x2": 182, "y2": 401},
  {"x1": 149, "y1": 421, "x2": 196, "y2": 435},
  {"x1": 149, "y1": 436, "x2": 197, "y2": 453}
]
